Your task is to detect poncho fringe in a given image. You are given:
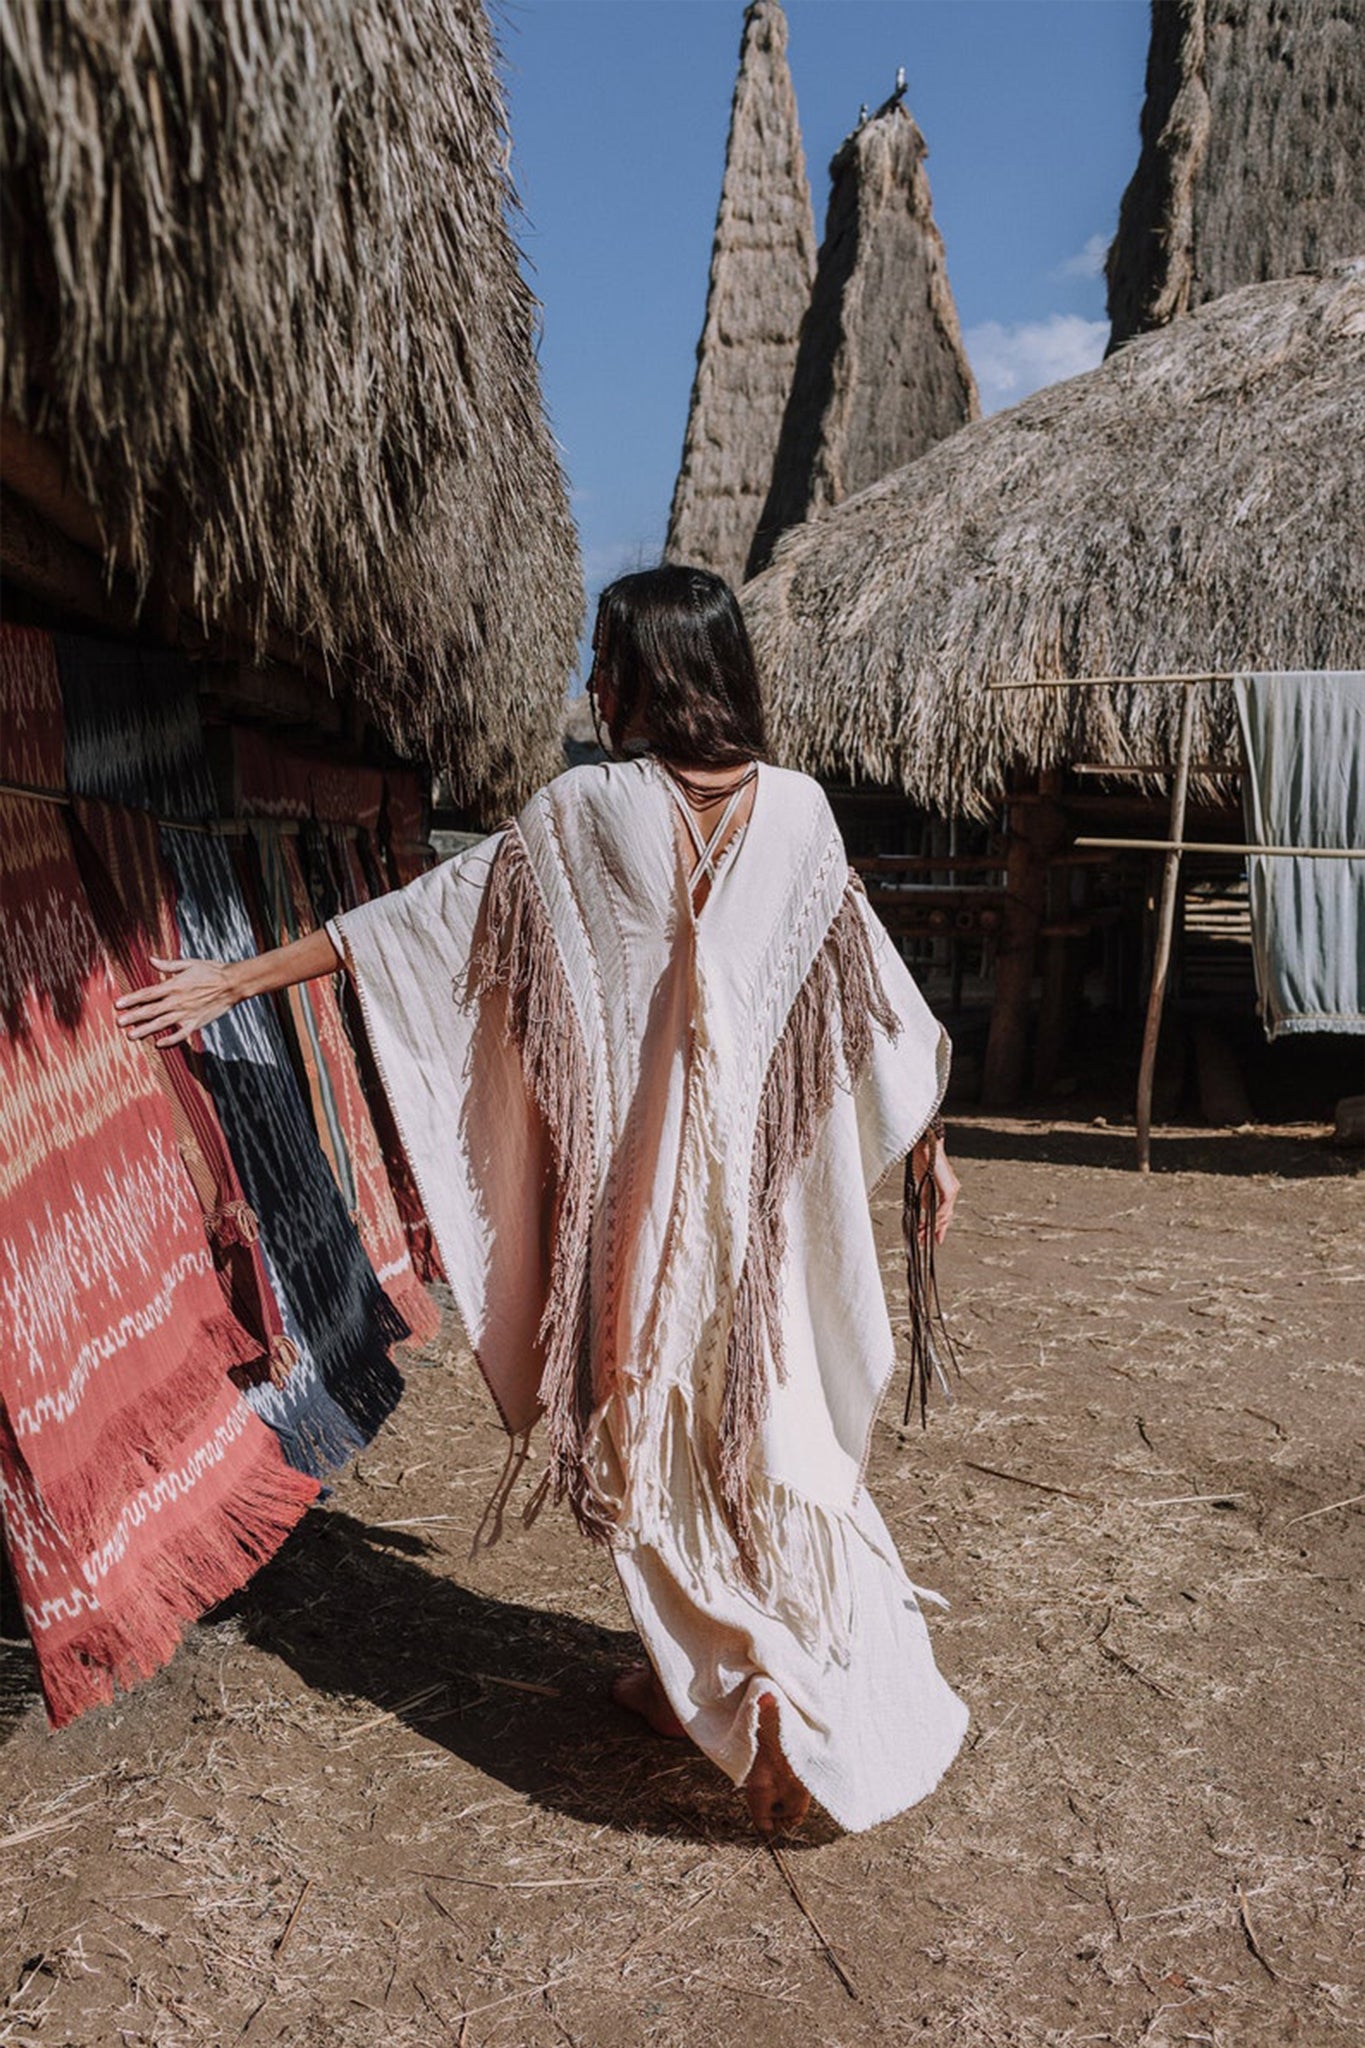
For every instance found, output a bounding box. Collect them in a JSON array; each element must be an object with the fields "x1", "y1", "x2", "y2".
[
  {"x1": 721, "y1": 878, "x2": 901, "y2": 1577},
  {"x1": 473, "y1": 826, "x2": 608, "y2": 1541},
  {"x1": 477, "y1": 843, "x2": 901, "y2": 1566}
]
